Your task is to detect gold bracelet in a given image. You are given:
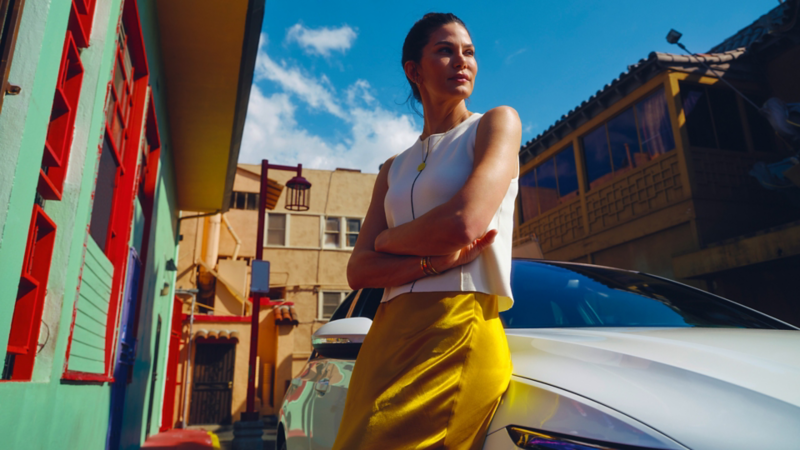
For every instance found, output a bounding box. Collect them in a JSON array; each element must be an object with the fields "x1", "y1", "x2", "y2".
[
  {"x1": 426, "y1": 256, "x2": 439, "y2": 275},
  {"x1": 420, "y1": 256, "x2": 428, "y2": 276}
]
